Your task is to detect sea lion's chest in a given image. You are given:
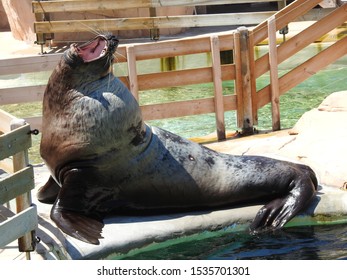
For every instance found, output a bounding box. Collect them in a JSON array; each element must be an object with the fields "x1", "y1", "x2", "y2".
[{"x1": 41, "y1": 76, "x2": 145, "y2": 166}]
